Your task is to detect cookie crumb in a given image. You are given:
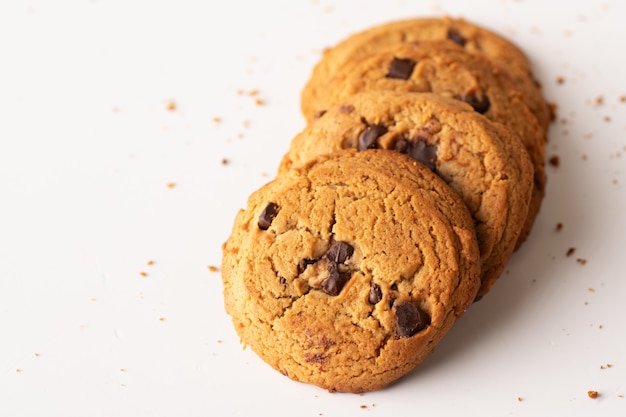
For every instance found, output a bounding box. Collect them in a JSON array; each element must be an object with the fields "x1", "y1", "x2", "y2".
[
  {"x1": 221, "y1": 158, "x2": 230, "y2": 165},
  {"x1": 588, "y1": 390, "x2": 599, "y2": 399},
  {"x1": 34, "y1": 352, "x2": 40, "y2": 357},
  {"x1": 254, "y1": 98, "x2": 265, "y2": 106},
  {"x1": 566, "y1": 247, "x2": 576, "y2": 257},
  {"x1": 208, "y1": 265, "x2": 219, "y2": 272},
  {"x1": 139, "y1": 271, "x2": 147, "y2": 277},
  {"x1": 595, "y1": 96, "x2": 604, "y2": 106},
  {"x1": 213, "y1": 117, "x2": 222, "y2": 123},
  {"x1": 120, "y1": 368, "x2": 125, "y2": 372},
  {"x1": 517, "y1": 396, "x2": 523, "y2": 402},
  {"x1": 359, "y1": 405, "x2": 367, "y2": 409},
  {"x1": 247, "y1": 89, "x2": 259, "y2": 97},
  {"x1": 556, "y1": 76, "x2": 565, "y2": 84},
  {"x1": 166, "y1": 182, "x2": 176, "y2": 189},
  {"x1": 159, "y1": 317, "x2": 166, "y2": 322},
  {"x1": 15, "y1": 368, "x2": 21, "y2": 373},
  {"x1": 588, "y1": 287, "x2": 595, "y2": 292},
  {"x1": 165, "y1": 100, "x2": 176, "y2": 111},
  {"x1": 147, "y1": 260, "x2": 154, "y2": 266},
  {"x1": 556, "y1": 222, "x2": 564, "y2": 231},
  {"x1": 577, "y1": 258, "x2": 587, "y2": 265},
  {"x1": 620, "y1": 95, "x2": 626, "y2": 103},
  {"x1": 548, "y1": 155, "x2": 560, "y2": 167},
  {"x1": 604, "y1": 116, "x2": 611, "y2": 122}
]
